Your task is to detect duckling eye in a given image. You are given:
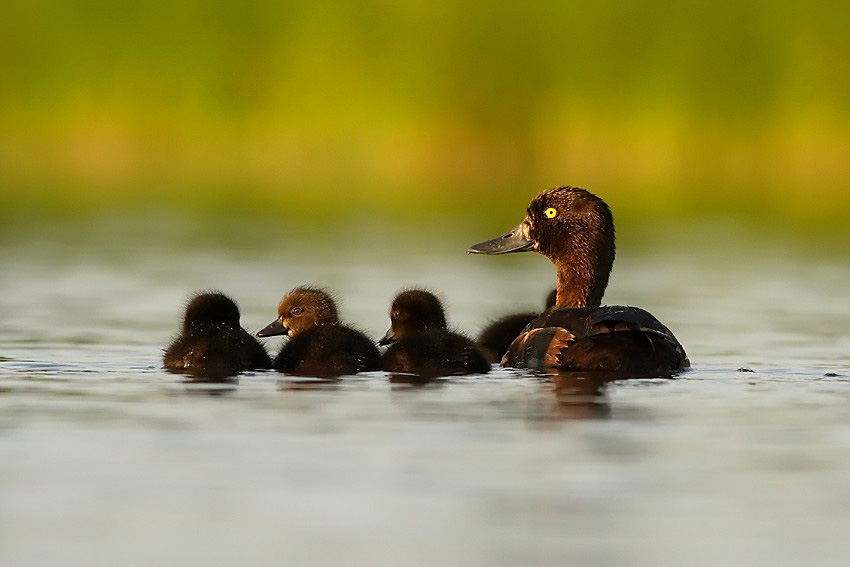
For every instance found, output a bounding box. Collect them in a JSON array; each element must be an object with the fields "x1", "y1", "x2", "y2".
[
  {"x1": 290, "y1": 307, "x2": 304, "y2": 316},
  {"x1": 544, "y1": 207, "x2": 557, "y2": 219}
]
